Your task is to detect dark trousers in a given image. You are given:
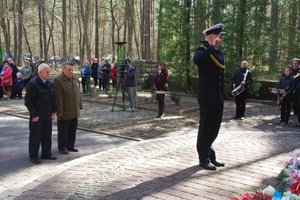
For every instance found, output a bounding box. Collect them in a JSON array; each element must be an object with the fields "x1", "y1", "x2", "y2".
[
  {"x1": 98, "y1": 79, "x2": 103, "y2": 90},
  {"x1": 81, "y1": 77, "x2": 90, "y2": 92},
  {"x1": 103, "y1": 76, "x2": 110, "y2": 91},
  {"x1": 235, "y1": 90, "x2": 247, "y2": 117},
  {"x1": 197, "y1": 102, "x2": 223, "y2": 163},
  {"x1": 92, "y1": 77, "x2": 98, "y2": 86},
  {"x1": 11, "y1": 85, "x2": 15, "y2": 99},
  {"x1": 15, "y1": 88, "x2": 23, "y2": 99},
  {"x1": 57, "y1": 118, "x2": 78, "y2": 151},
  {"x1": 281, "y1": 95, "x2": 292, "y2": 123},
  {"x1": 293, "y1": 91, "x2": 299, "y2": 115},
  {"x1": 156, "y1": 93, "x2": 165, "y2": 105},
  {"x1": 24, "y1": 79, "x2": 31, "y2": 88},
  {"x1": 112, "y1": 80, "x2": 116, "y2": 88},
  {"x1": 29, "y1": 118, "x2": 53, "y2": 159}
]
